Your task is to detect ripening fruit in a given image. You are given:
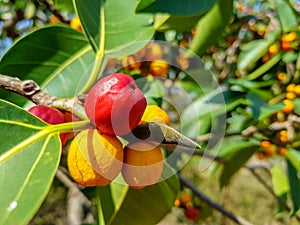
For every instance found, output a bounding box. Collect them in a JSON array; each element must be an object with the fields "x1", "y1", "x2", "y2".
[
  {"x1": 84, "y1": 73, "x2": 147, "y2": 136},
  {"x1": 184, "y1": 207, "x2": 199, "y2": 221},
  {"x1": 282, "y1": 99, "x2": 294, "y2": 114},
  {"x1": 281, "y1": 32, "x2": 298, "y2": 43},
  {"x1": 70, "y1": 16, "x2": 82, "y2": 32},
  {"x1": 145, "y1": 43, "x2": 163, "y2": 61},
  {"x1": 178, "y1": 192, "x2": 192, "y2": 206},
  {"x1": 294, "y1": 85, "x2": 300, "y2": 95},
  {"x1": 286, "y1": 91, "x2": 296, "y2": 100},
  {"x1": 67, "y1": 129, "x2": 123, "y2": 186},
  {"x1": 277, "y1": 72, "x2": 287, "y2": 81},
  {"x1": 121, "y1": 141, "x2": 163, "y2": 189},
  {"x1": 149, "y1": 59, "x2": 169, "y2": 77},
  {"x1": 140, "y1": 105, "x2": 170, "y2": 126},
  {"x1": 28, "y1": 105, "x2": 65, "y2": 124},
  {"x1": 122, "y1": 55, "x2": 142, "y2": 71},
  {"x1": 268, "y1": 44, "x2": 279, "y2": 55}
]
